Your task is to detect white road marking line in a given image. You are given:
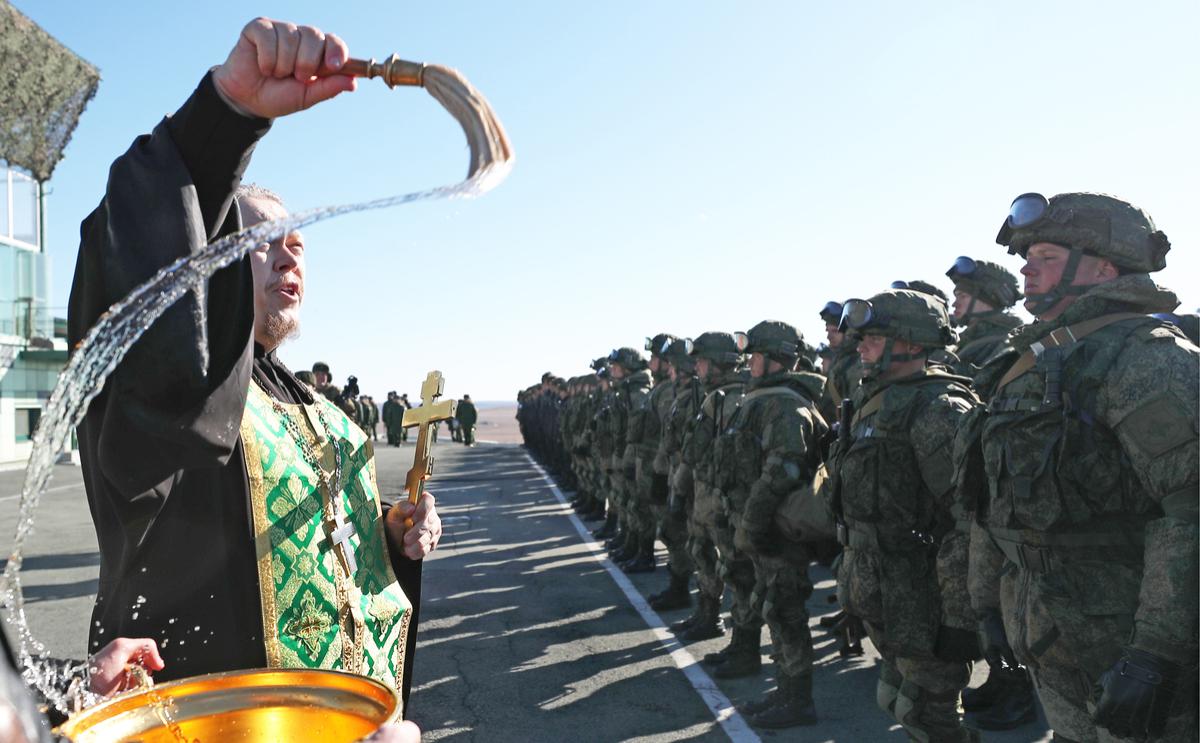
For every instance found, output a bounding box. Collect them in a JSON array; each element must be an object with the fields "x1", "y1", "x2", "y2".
[
  {"x1": 0, "y1": 483, "x2": 83, "y2": 502},
  {"x1": 523, "y1": 453, "x2": 761, "y2": 743}
]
